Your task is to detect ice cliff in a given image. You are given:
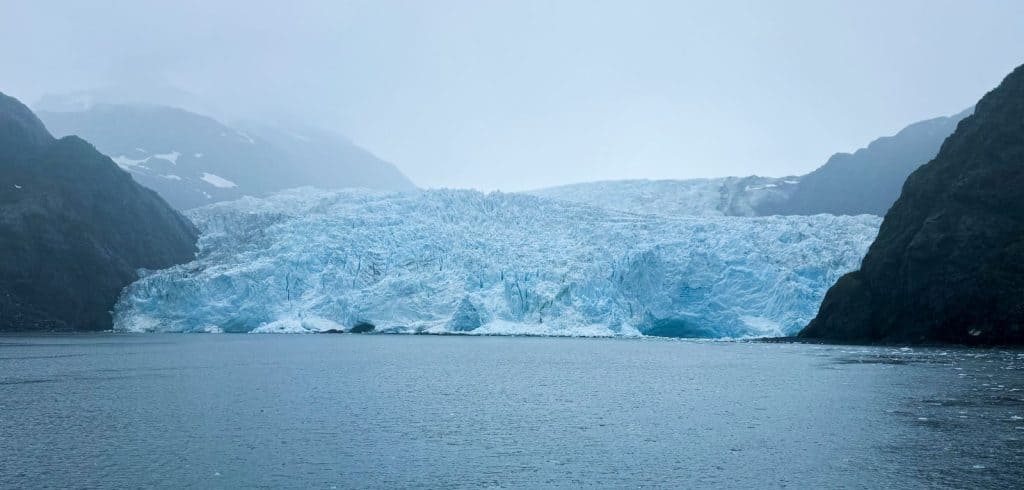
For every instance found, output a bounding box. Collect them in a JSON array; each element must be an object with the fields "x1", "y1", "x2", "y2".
[{"x1": 114, "y1": 188, "x2": 880, "y2": 337}]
